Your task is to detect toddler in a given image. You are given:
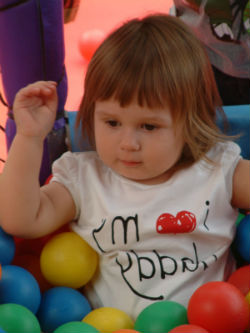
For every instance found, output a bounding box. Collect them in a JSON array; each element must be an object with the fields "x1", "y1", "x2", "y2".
[{"x1": 0, "y1": 14, "x2": 249, "y2": 319}]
